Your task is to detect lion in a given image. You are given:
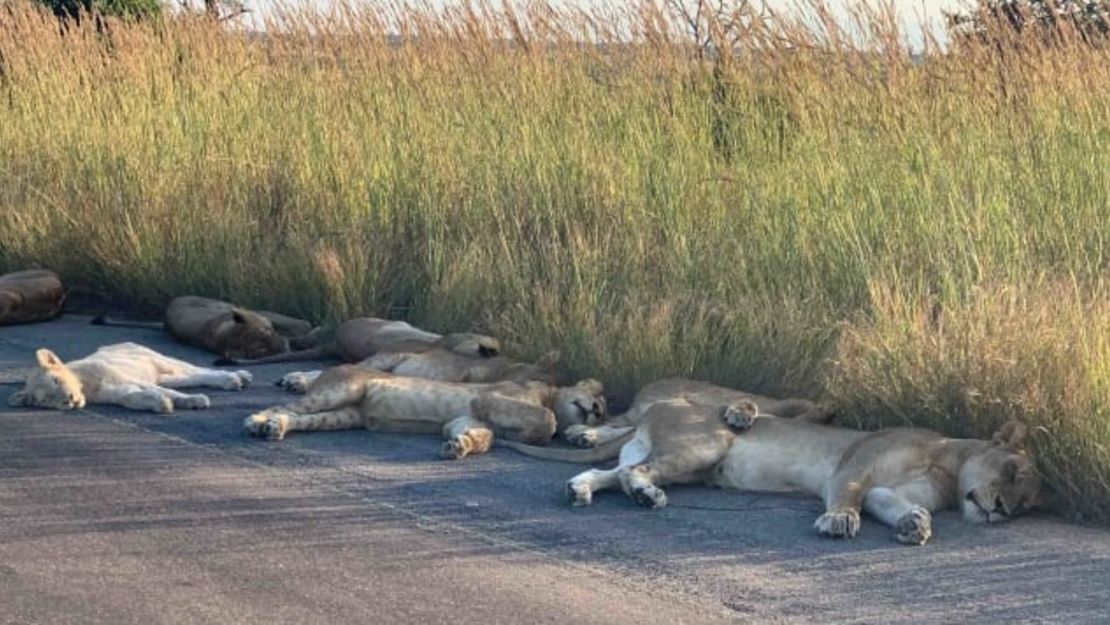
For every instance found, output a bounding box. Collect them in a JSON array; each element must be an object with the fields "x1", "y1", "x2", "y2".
[
  {"x1": 242, "y1": 365, "x2": 607, "y2": 460},
  {"x1": 525, "y1": 398, "x2": 1043, "y2": 546},
  {"x1": 93, "y1": 296, "x2": 321, "y2": 362},
  {"x1": 6, "y1": 343, "x2": 253, "y2": 413},
  {"x1": 218, "y1": 316, "x2": 501, "y2": 366},
  {"x1": 274, "y1": 349, "x2": 561, "y2": 393},
  {"x1": 551, "y1": 377, "x2": 834, "y2": 449},
  {"x1": 0, "y1": 269, "x2": 65, "y2": 326}
]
